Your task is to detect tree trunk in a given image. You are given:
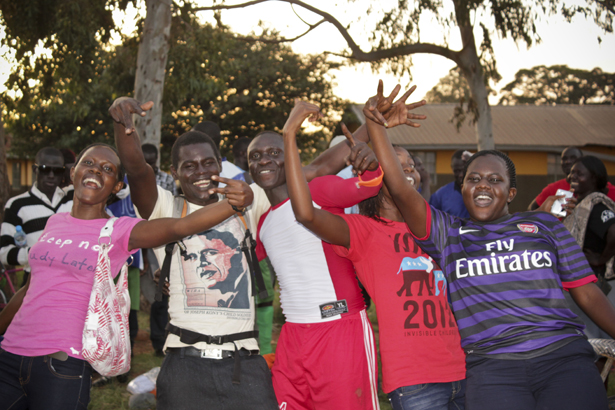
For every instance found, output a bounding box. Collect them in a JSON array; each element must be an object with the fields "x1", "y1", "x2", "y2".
[
  {"x1": 134, "y1": 0, "x2": 172, "y2": 153},
  {"x1": 455, "y1": 1, "x2": 495, "y2": 151},
  {"x1": 464, "y1": 67, "x2": 494, "y2": 151},
  {"x1": 0, "y1": 110, "x2": 12, "y2": 221}
]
